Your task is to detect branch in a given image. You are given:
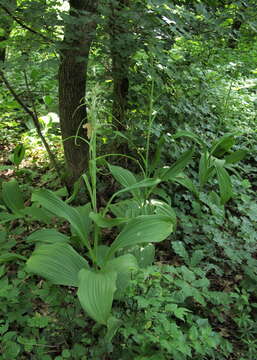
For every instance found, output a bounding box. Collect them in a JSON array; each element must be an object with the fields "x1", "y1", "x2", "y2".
[
  {"x1": 0, "y1": 3, "x2": 54, "y2": 43},
  {"x1": 0, "y1": 69, "x2": 63, "y2": 181}
]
